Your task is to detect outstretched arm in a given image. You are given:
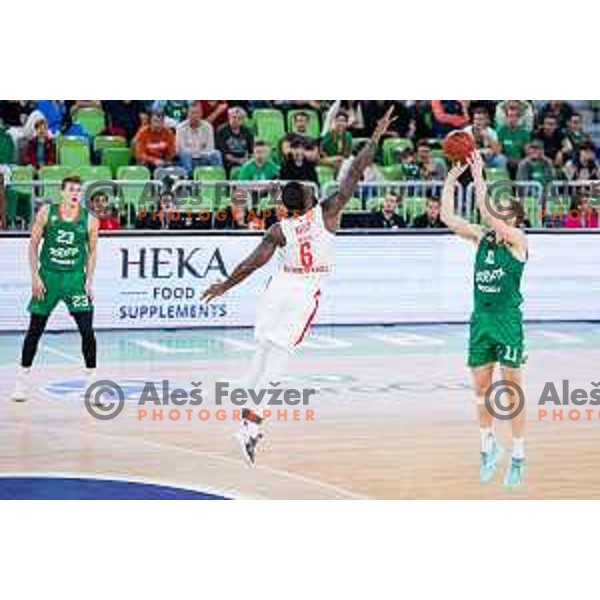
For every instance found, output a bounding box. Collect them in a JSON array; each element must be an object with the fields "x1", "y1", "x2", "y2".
[
  {"x1": 469, "y1": 151, "x2": 526, "y2": 250},
  {"x1": 322, "y1": 106, "x2": 396, "y2": 229},
  {"x1": 202, "y1": 223, "x2": 285, "y2": 302},
  {"x1": 440, "y1": 162, "x2": 482, "y2": 244}
]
